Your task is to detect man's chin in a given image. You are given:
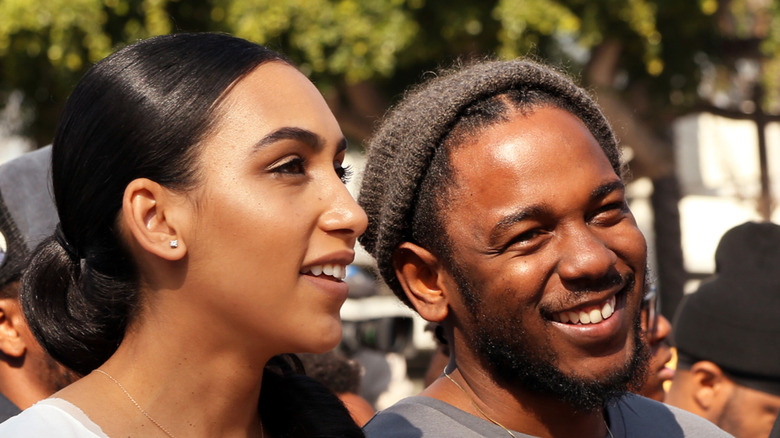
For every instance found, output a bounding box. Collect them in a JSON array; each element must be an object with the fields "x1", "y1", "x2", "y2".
[{"x1": 485, "y1": 329, "x2": 650, "y2": 413}]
